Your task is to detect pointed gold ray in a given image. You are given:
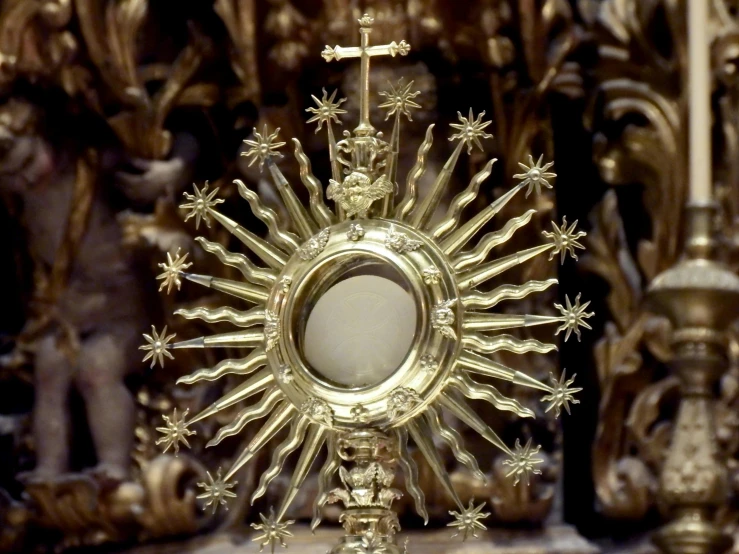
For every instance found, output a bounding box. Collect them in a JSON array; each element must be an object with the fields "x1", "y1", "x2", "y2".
[
  {"x1": 461, "y1": 279, "x2": 558, "y2": 310},
  {"x1": 207, "y1": 388, "x2": 284, "y2": 447},
  {"x1": 251, "y1": 417, "x2": 310, "y2": 503},
  {"x1": 195, "y1": 237, "x2": 276, "y2": 288},
  {"x1": 441, "y1": 182, "x2": 526, "y2": 255},
  {"x1": 293, "y1": 139, "x2": 335, "y2": 228},
  {"x1": 177, "y1": 349, "x2": 267, "y2": 385},
  {"x1": 407, "y1": 418, "x2": 463, "y2": 510},
  {"x1": 189, "y1": 368, "x2": 274, "y2": 424},
  {"x1": 208, "y1": 209, "x2": 287, "y2": 269},
  {"x1": 449, "y1": 372, "x2": 534, "y2": 418},
  {"x1": 325, "y1": 117, "x2": 344, "y2": 221},
  {"x1": 456, "y1": 243, "x2": 553, "y2": 290},
  {"x1": 379, "y1": 107, "x2": 402, "y2": 217},
  {"x1": 392, "y1": 427, "x2": 428, "y2": 524},
  {"x1": 175, "y1": 305, "x2": 265, "y2": 328},
  {"x1": 312, "y1": 432, "x2": 341, "y2": 531},
  {"x1": 425, "y1": 405, "x2": 486, "y2": 483},
  {"x1": 266, "y1": 159, "x2": 319, "y2": 239},
  {"x1": 409, "y1": 140, "x2": 465, "y2": 229},
  {"x1": 438, "y1": 393, "x2": 512, "y2": 456},
  {"x1": 234, "y1": 179, "x2": 301, "y2": 252},
  {"x1": 276, "y1": 424, "x2": 327, "y2": 521},
  {"x1": 457, "y1": 351, "x2": 552, "y2": 392},
  {"x1": 395, "y1": 124, "x2": 434, "y2": 221},
  {"x1": 170, "y1": 328, "x2": 264, "y2": 351},
  {"x1": 461, "y1": 312, "x2": 560, "y2": 331},
  {"x1": 183, "y1": 273, "x2": 270, "y2": 304},
  {"x1": 462, "y1": 333, "x2": 557, "y2": 355},
  {"x1": 225, "y1": 402, "x2": 296, "y2": 481},
  {"x1": 430, "y1": 158, "x2": 496, "y2": 239},
  {"x1": 452, "y1": 209, "x2": 536, "y2": 271}
]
